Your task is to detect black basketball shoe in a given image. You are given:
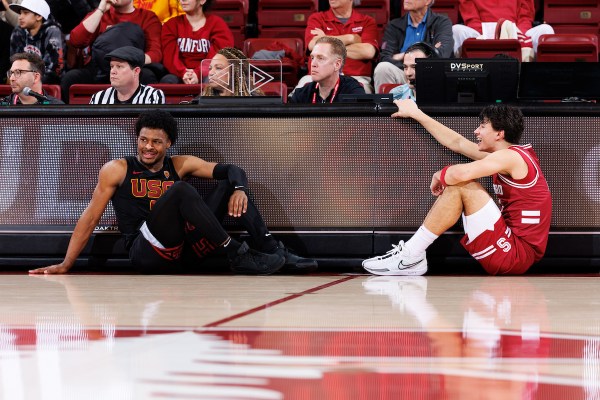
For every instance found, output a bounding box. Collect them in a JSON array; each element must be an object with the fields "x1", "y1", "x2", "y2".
[
  {"x1": 229, "y1": 241, "x2": 285, "y2": 275},
  {"x1": 274, "y1": 241, "x2": 318, "y2": 274}
]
